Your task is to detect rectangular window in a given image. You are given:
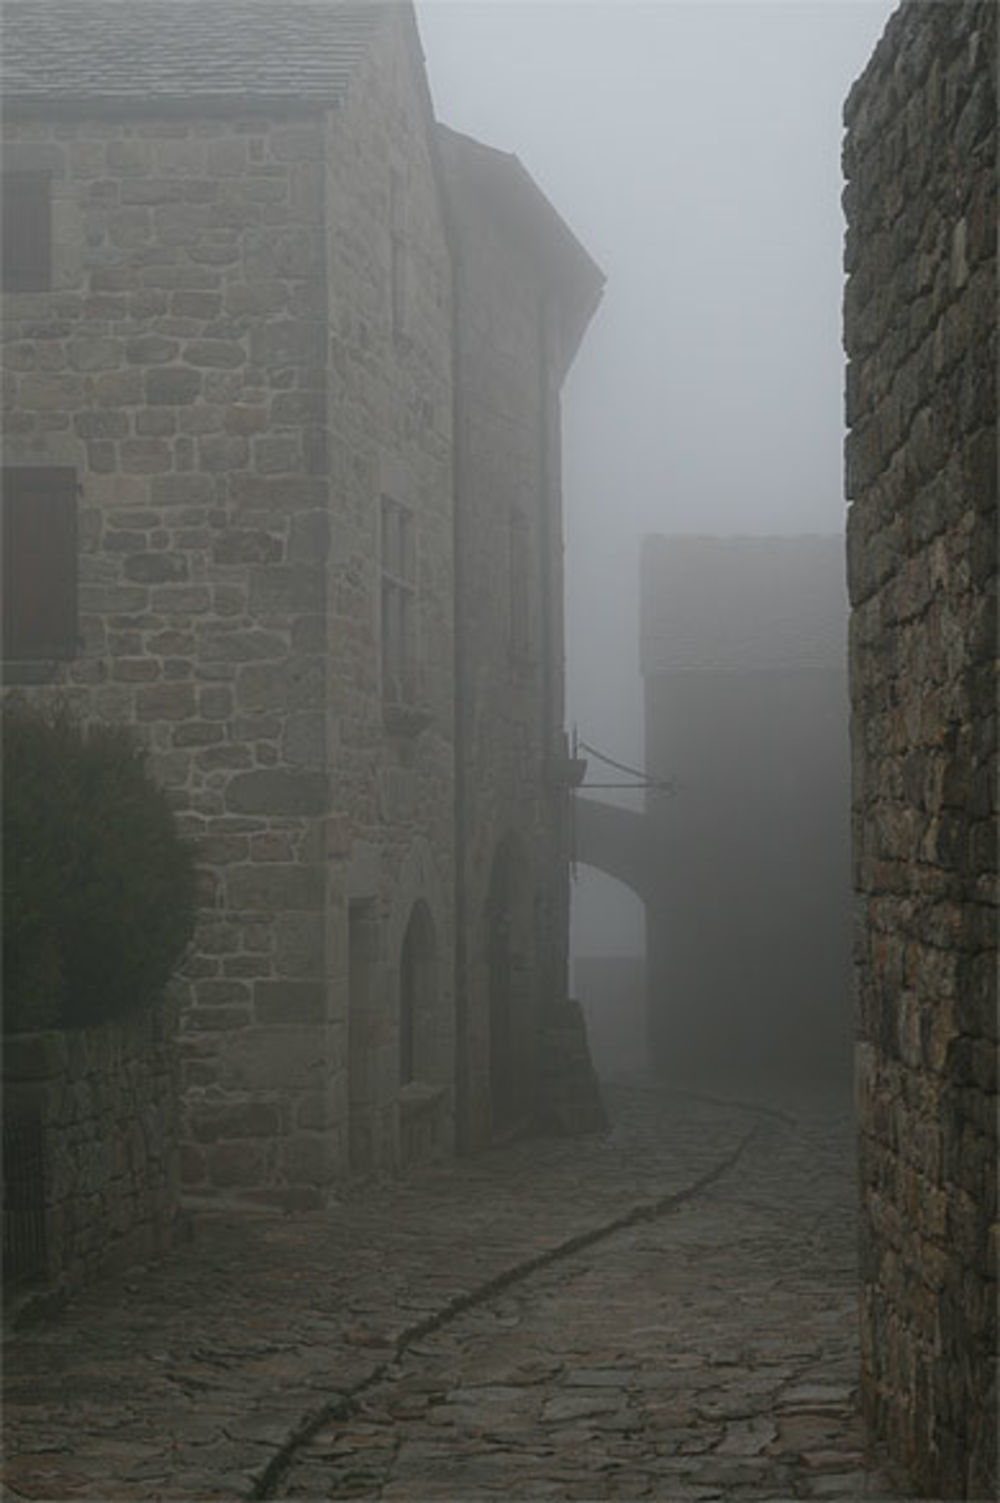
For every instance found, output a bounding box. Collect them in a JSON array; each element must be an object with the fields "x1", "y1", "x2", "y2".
[
  {"x1": 380, "y1": 496, "x2": 415, "y2": 703},
  {"x1": 2, "y1": 468, "x2": 78, "y2": 659},
  {"x1": 508, "y1": 508, "x2": 533, "y2": 662},
  {"x1": 2, "y1": 172, "x2": 51, "y2": 293},
  {"x1": 389, "y1": 168, "x2": 406, "y2": 341}
]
